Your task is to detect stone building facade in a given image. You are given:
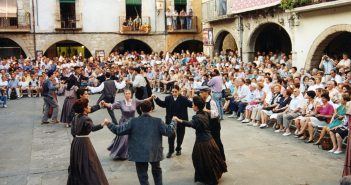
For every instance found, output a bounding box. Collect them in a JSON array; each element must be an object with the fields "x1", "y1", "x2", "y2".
[
  {"x1": 0, "y1": 0, "x2": 203, "y2": 58},
  {"x1": 202, "y1": 0, "x2": 351, "y2": 70}
]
